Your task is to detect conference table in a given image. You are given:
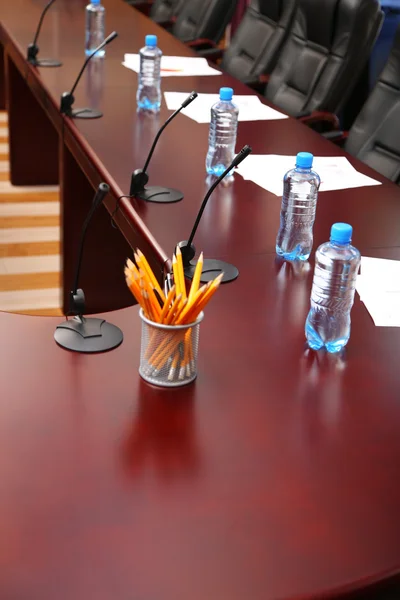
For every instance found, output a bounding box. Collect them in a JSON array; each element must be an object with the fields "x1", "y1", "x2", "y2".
[{"x1": 0, "y1": 1, "x2": 400, "y2": 598}]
